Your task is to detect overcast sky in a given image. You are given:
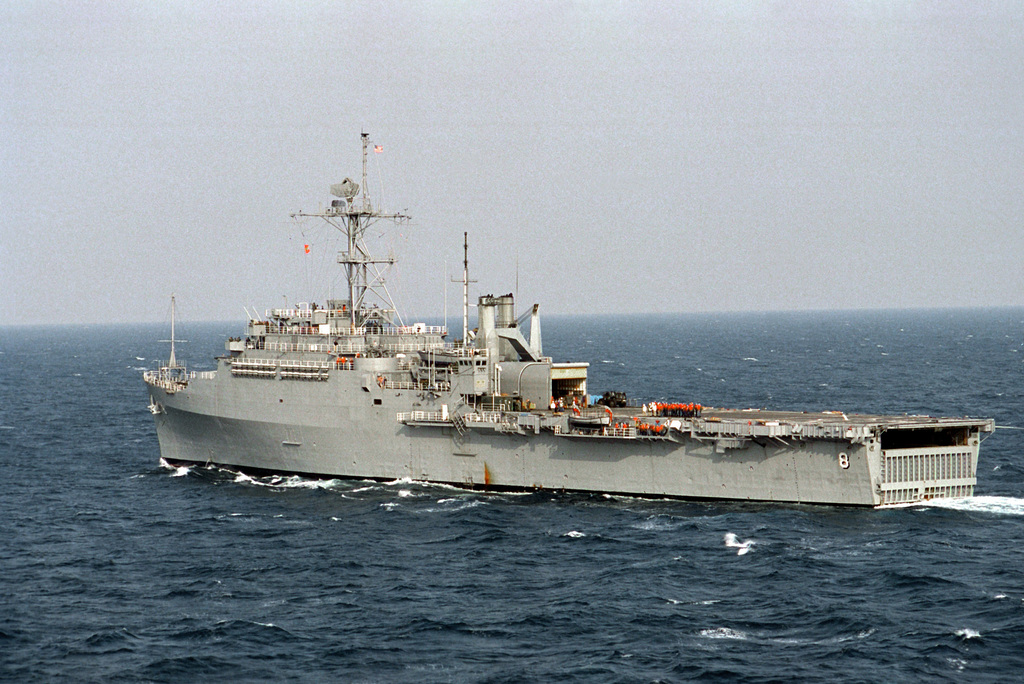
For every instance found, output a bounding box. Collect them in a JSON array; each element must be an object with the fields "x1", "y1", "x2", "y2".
[{"x1": 3, "y1": 1, "x2": 1022, "y2": 326}]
